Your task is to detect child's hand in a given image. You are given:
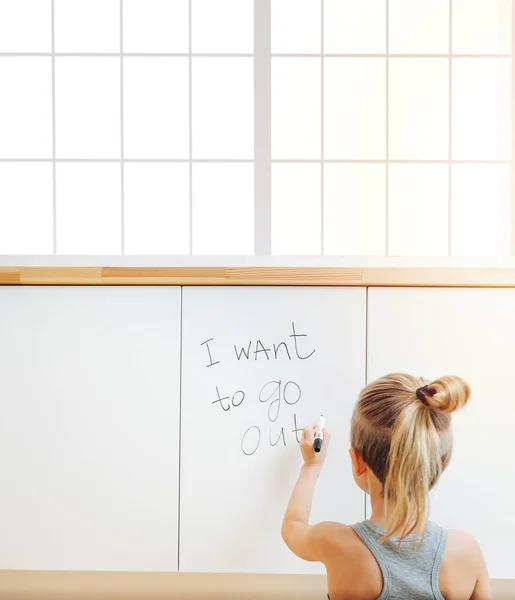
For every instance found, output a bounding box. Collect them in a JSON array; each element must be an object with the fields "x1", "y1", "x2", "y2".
[{"x1": 300, "y1": 424, "x2": 330, "y2": 468}]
